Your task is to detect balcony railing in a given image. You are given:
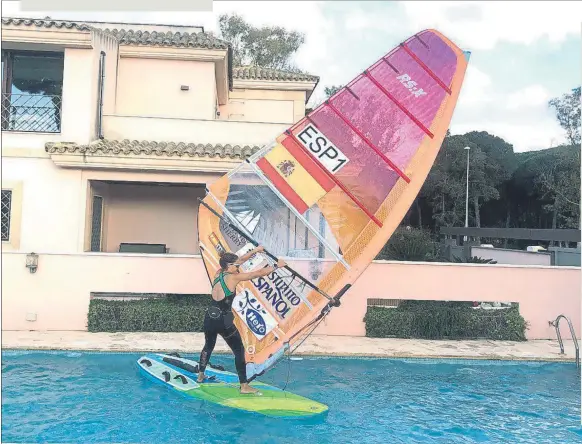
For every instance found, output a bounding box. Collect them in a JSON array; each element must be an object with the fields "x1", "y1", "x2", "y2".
[{"x1": 1, "y1": 93, "x2": 62, "y2": 133}]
